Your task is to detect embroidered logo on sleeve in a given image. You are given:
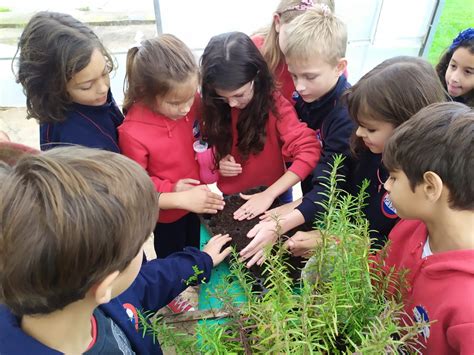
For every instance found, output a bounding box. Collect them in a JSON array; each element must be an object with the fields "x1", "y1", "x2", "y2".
[
  {"x1": 122, "y1": 303, "x2": 139, "y2": 331},
  {"x1": 381, "y1": 192, "x2": 398, "y2": 219},
  {"x1": 413, "y1": 305, "x2": 430, "y2": 340}
]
